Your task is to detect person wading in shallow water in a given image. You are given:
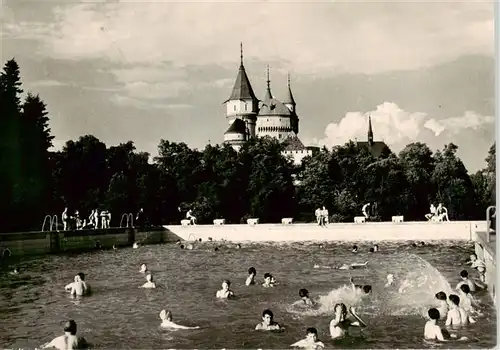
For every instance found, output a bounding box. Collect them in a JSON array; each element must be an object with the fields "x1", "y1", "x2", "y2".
[{"x1": 41, "y1": 320, "x2": 89, "y2": 349}]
